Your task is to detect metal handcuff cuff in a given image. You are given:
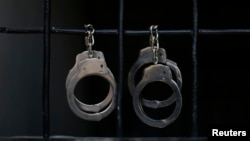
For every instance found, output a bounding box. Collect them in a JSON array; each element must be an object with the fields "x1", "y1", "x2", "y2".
[
  {"x1": 128, "y1": 25, "x2": 183, "y2": 128},
  {"x1": 66, "y1": 25, "x2": 116, "y2": 121}
]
